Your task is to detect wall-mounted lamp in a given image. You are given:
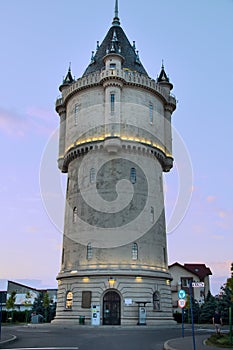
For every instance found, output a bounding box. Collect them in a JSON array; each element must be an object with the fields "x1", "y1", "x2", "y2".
[
  {"x1": 135, "y1": 276, "x2": 142, "y2": 282},
  {"x1": 108, "y1": 277, "x2": 116, "y2": 287},
  {"x1": 82, "y1": 277, "x2": 90, "y2": 283}
]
